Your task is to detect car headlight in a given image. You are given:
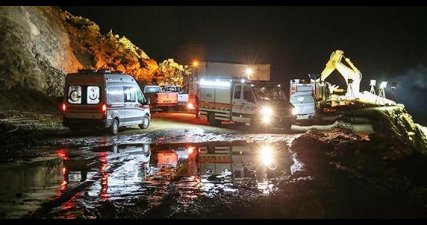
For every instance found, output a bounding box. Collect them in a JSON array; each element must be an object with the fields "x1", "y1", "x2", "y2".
[
  {"x1": 292, "y1": 108, "x2": 298, "y2": 115},
  {"x1": 260, "y1": 107, "x2": 273, "y2": 116}
]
